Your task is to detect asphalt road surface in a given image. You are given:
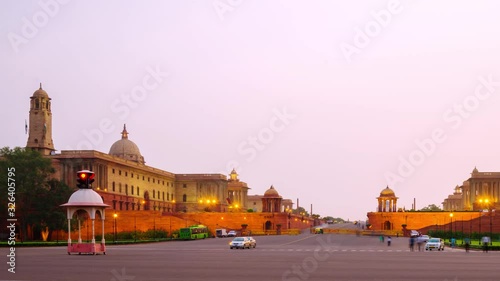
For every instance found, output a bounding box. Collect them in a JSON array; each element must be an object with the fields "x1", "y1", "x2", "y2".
[{"x1": 3, "y1": 233, "x2": 500, "y2": 281}]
